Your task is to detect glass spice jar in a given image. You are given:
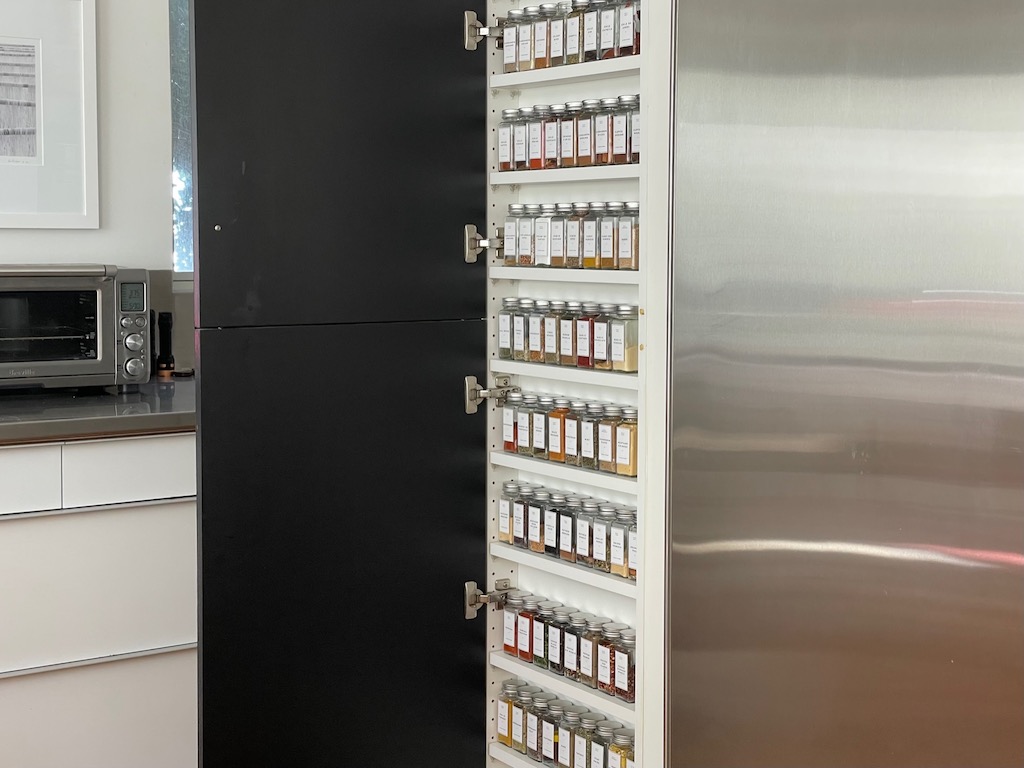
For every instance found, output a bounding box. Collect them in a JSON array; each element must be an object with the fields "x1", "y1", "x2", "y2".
[
  {"x1": 534, "y1": 5, "x2": 553, "y2": 69},
  {"x1": 528, "y1": 490, "x2": 549, "y2": 554},
  {"x1": 558, "y1": 707, "x2": 589, "y2": 767},
  {"x1": 593, "y1": 303, "x2": 615, "y2": 370},
  {"x1": 513, "y1": 298, "x2": 533, "y2": 361},
  {"x1": 593, "y1": 99, "x2": 617, "y2": 165},
  {"x1": 544, "y1": 107, "x2": 562, "y2": 169},
  {"x1": 575, "y1": 499, "x2": 599, "y2": 568},
  {"x1": 534, "y1": 600, "x2": 561, "y2": 670},
  {"x1": 498, "y1": 109, "x2": 517, "y2": 171},
  {"x1": 615, "y1": 407, "x2": 638, "y2": 477},
  {"x1": 505, "y1": 204, "x2": 524, "y2": 265},
  {"x1": 497, "y1": 678, "x2": 525, "y2": 747},
  {"x1": 518, "y1": 7, "x2": 538, "y2": 72},
  {"x1": 629, "y1": 93, "x2": 641, "y2": 163},
  {"x1": 608, "y1": 728, "x2": 635, "y2": 768},
  {"x1": 598, "y1": 405, "x2": 623, "y2": 473},
  {"x1": 565, "y1": 0, "x2": 587, "y2": 64},
  {"x1": 533, "y1": 395, "x2": 554, "y2": 460},
  {"x1": 618, "y1": 0, "x2": 639, "y2": 55},
  {"x1": 600, "y1": 204, "x2": 621, "y2": 270},
  {"x1": 579, "y1": 615, "x2": 611, "y2": 689},
  {"x1": 564, "y1": 401, "x2": 586, "y2": 466},
  {"x1": 610, "y1": 508, "x2": 633, "y2": 577},
  {"x1": 517, "y1": 394, "x2": 537, "y2": 456},
  {"x1": 522, "y1": 203, "x2": 541, "y2": 264},
  {"x1": 548, "y1": 606, "x2": 576, "y2": 675},
  {"x1": 551, "y1": 205, "x2": 571, "y2": 267},
  {"x1": 503, "y1": 393, "x2": 524, "y2": 453},
  {"x1": 560, "y1": 301, "x2": 581, "y2": 365},
  {"x1": 561, "y1": 102, "x2": 581, "y2": 167},
  {"x1": 573, "y1": 712, "x2": 601, "y2": 768},
  {"x1": 542, "y1": 700, "x2": 570, "y2": 766},
  {"x1": 582, "y1": 205, "x2": 602, "y2": 270},
  {"x1": 498, "y1": 480, "x2": 520, "y2": 543},
  {"x1": 558, "y1": 497, "x2": 580, "y2": 563},
  {"x1": 628, "y1": 516, "x2": 638, "y2": 580},
  {"x1": 598, "y1": 0, "x2": 618, "y2": 59},
  {"x1": 535, "y1": 206, "x2": 555, "y2": 266},
  {"x1": 518, "y1": 595, "x2": 542, "y2": 661},
  {"x1": 563, "y1": 613, "x2": 591, "y2": 681},
  {"x1": 545, "y1": 300, "x2": 565, "y2": 363},
  {"x1": 498, "y1": 297, "x2": 517, "y2": 360},
  {"x1": 582, "y1": 0, "x2": 600, "y2": 61},
  {"x1": 577, "y1": 100, "x2": 599, "y2": 167},
  {"x1": 528, "y1": 106, "x2": 547, "y2": 170},
  {"x1": 504, "y1": 591, "x2": 530, "y2": 655},
  {"x1": 527, "y1": 694, "x2": 555, "y2": 761},
  {"x1": 598, "y1": 622, "x2": 628, "y2": 695},
  {"x1": 529, "y1": 299, "x2": 548, "y2": 362},
  {"x1": 502, "y1": 12, "x2": 521, "y2": 74},
  {"x1": 550, "y1": 2, "x2": 569, "y2": 66},
  {"x1": 576, "y1": 301, "x2": 600, "y2": 367},
  {"x1": 513, "y1": 485, "x2": 534, "y2": 548},
  {"x1": 613, "y1": 96, "x2": 635, "y2": 165},
  {"x1": 591, "y1": 721, "x2": 624, "y2": 768},
  {"x1": 544, "y1": 493, "x2": 565, "y2": 557},
  {"x1": 614, "y1": 628, "x2": 637, "y2": 702},
  {"x1": 512, "y1": 685, "x2": 542, "y2": 753},
  {"x1": 547, "y1": 398, "x2": 571, "y2": 463},
  {"x1": 566, "y1": 205, "x2": 588, "y2": 269},
  {"x1": 617, "y1": 202, "x2": 639, "y2": 270},
  {"x1": 611, "y1": 304, "x2": 639, "y2": 372},
  {"x1": 592, "y1": 505, "x2": 617, "y2": 572},
  {"x1": 579, "y1": 403, "x2": 603, "y2": 470},
  {"x1": 514, "y1": 110, "x2": 530, "y2": 171}
]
